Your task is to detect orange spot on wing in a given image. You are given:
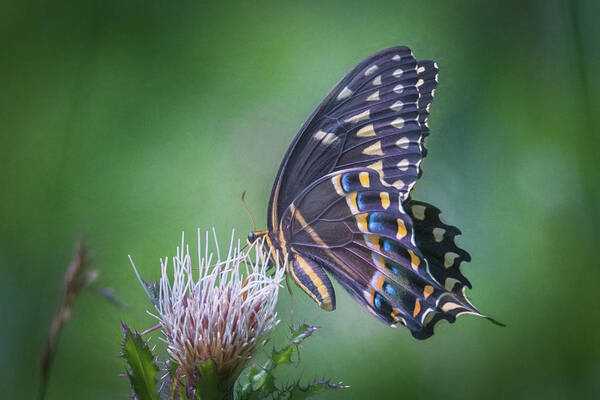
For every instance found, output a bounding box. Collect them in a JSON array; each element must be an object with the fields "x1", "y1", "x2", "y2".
[
  {"x1": 423, "y1": 285, "x2": 434, "y2": 299},
  {"x1": 408, "y1": 250, "x2": 420, "y2": 271},
  {"x1": 367, "y1": 235, "x2": 380, "y2": 251},
  {"x1": 376, "y1": 274, "x2": 385, "y2": 290},
  {"x1": 413, "y1": 299, "x2": 421, "y2": 317},
  {"x1": 396, "y1": 219, "x2": 407, "y2": 239}
]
